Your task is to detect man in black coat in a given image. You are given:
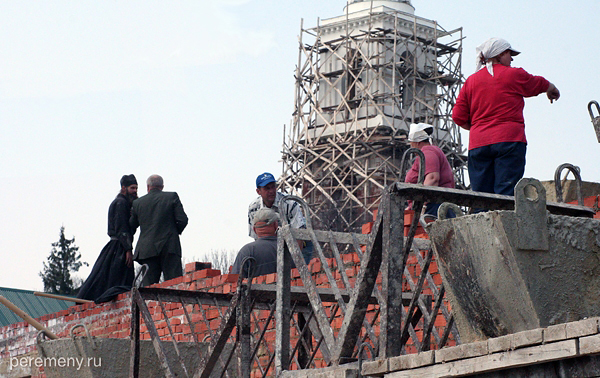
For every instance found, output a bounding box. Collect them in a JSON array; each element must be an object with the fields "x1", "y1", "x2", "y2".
[
  {"x1": 130, "y1": 174, "x2": 188, "y2": 286},
  {"x1": 78, "y1": 174, "x2": 137, "y2": 303}
]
